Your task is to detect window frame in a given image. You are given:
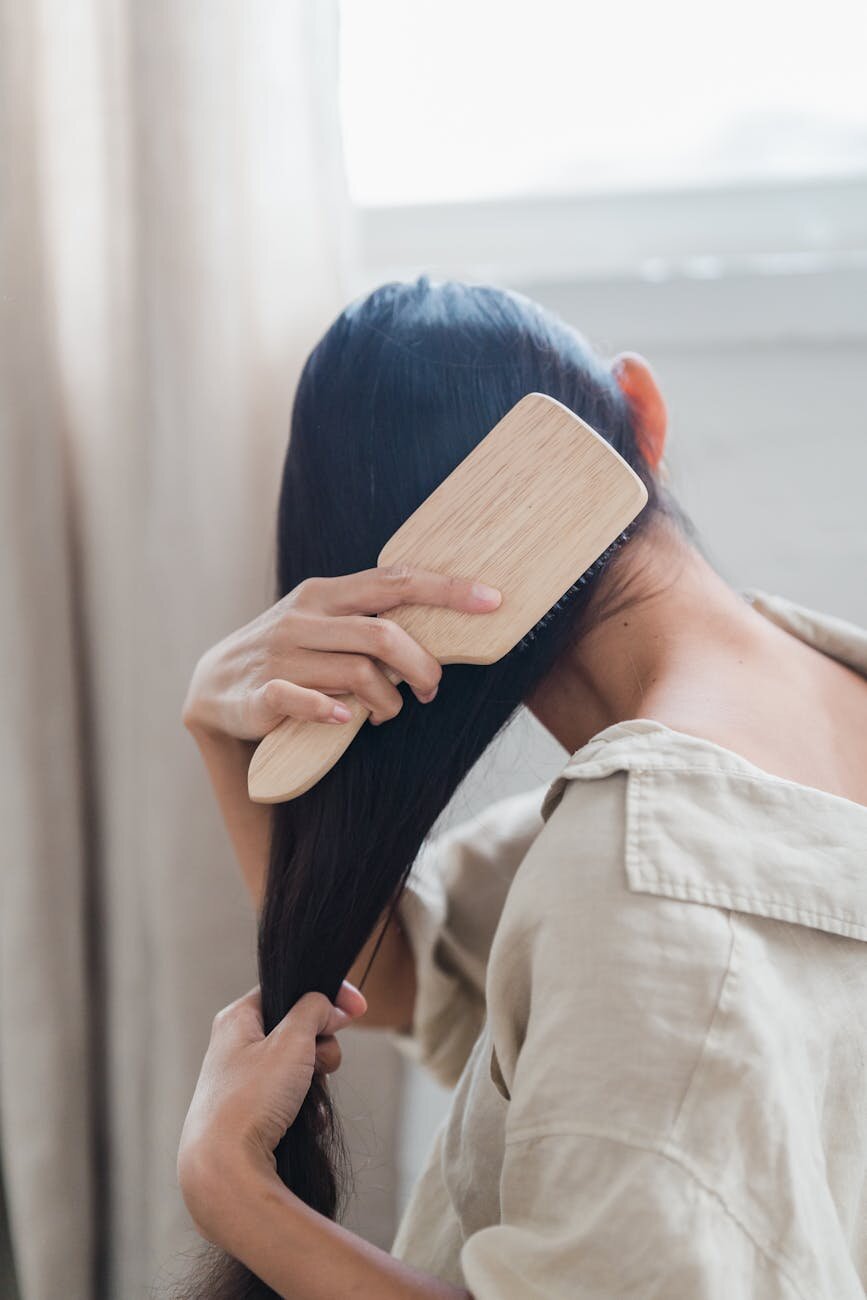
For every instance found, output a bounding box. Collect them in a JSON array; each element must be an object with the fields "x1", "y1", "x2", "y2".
[{"x1": 348, "y1": 175, "x2": 867, "y2": 347}]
